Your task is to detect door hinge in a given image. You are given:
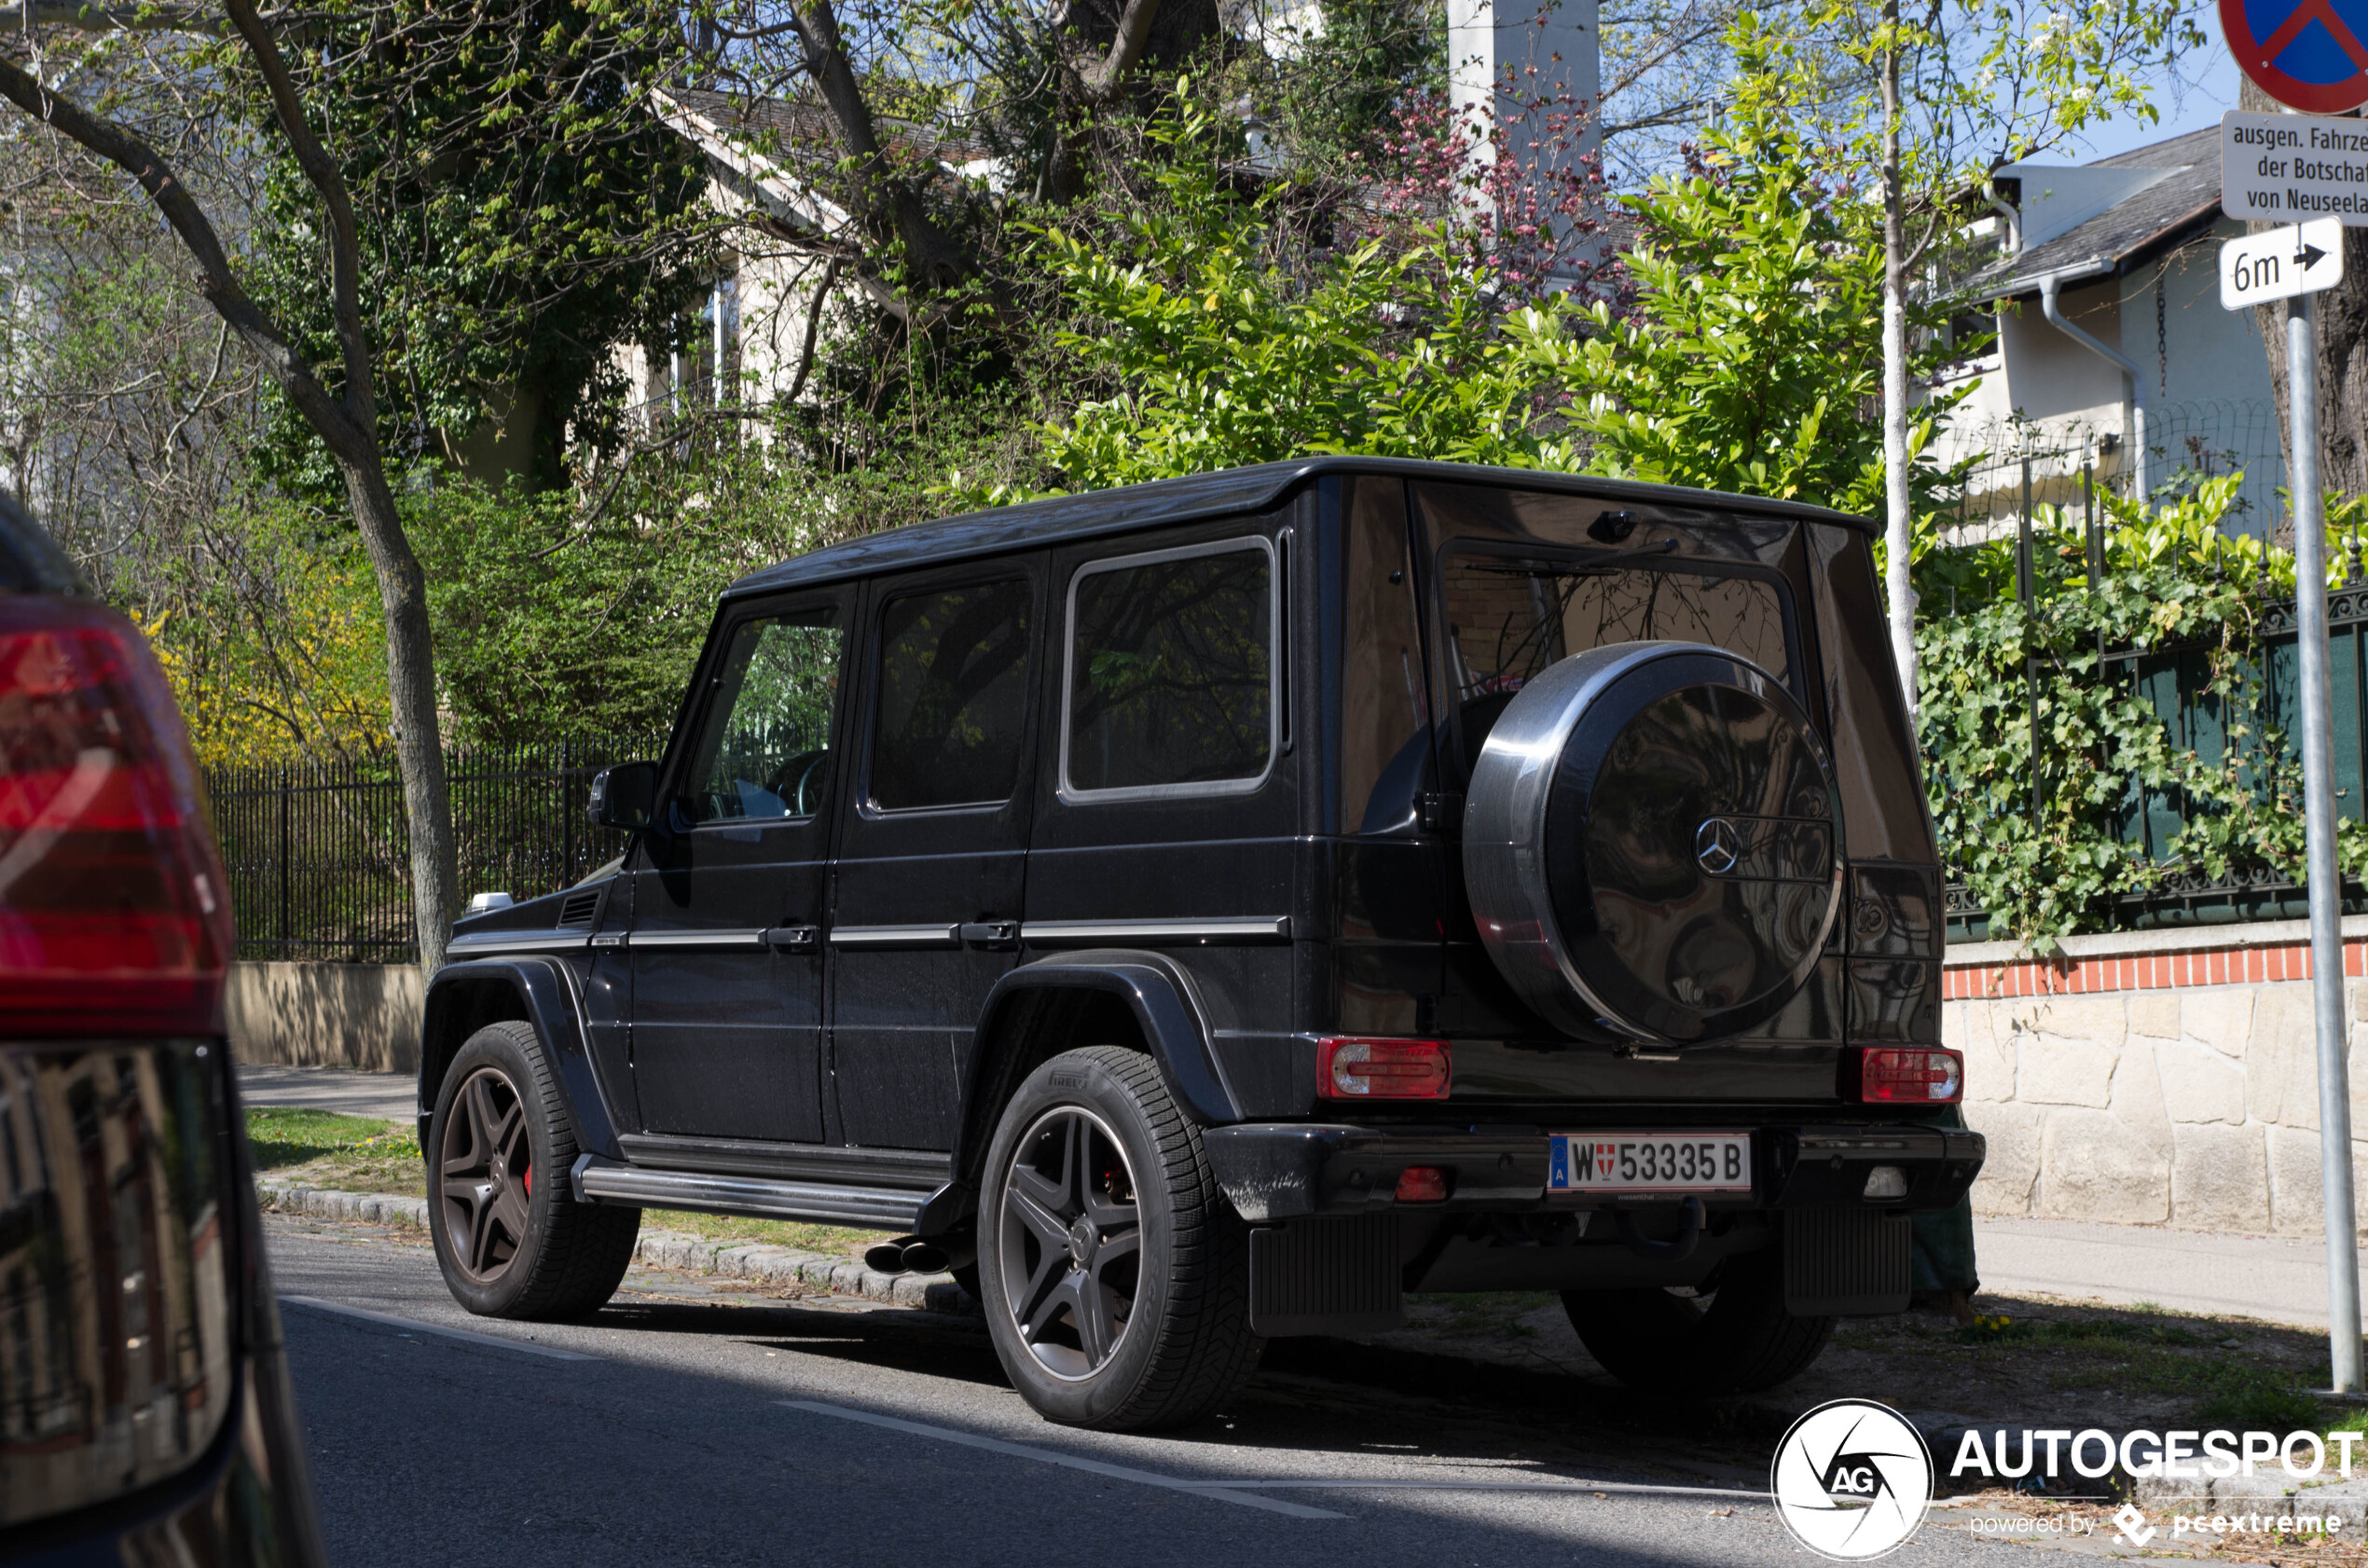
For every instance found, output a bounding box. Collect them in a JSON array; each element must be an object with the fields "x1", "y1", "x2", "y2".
[{"x1": 1420, "y1": 792, "x2": 1465, "y2": 834}]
